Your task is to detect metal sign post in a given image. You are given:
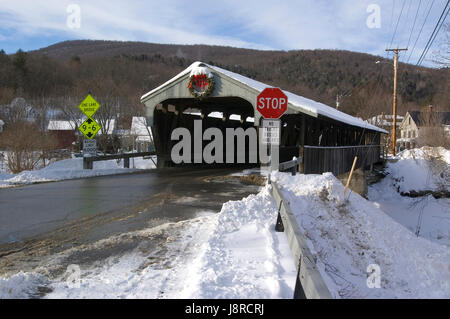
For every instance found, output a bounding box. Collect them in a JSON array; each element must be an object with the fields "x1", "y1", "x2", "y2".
[{"x1": 261, "y1": 118, "x2": 281, "y2": 179}]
